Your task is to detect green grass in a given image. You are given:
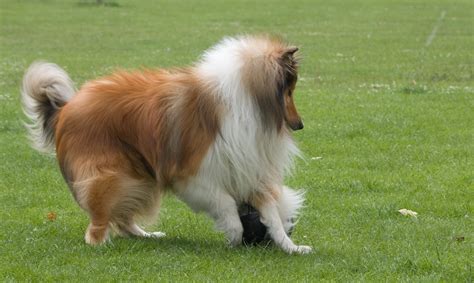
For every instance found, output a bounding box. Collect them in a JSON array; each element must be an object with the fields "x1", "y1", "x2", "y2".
[{"x1": 1, "y1": 0, "x2": 473, "y2": 281}]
